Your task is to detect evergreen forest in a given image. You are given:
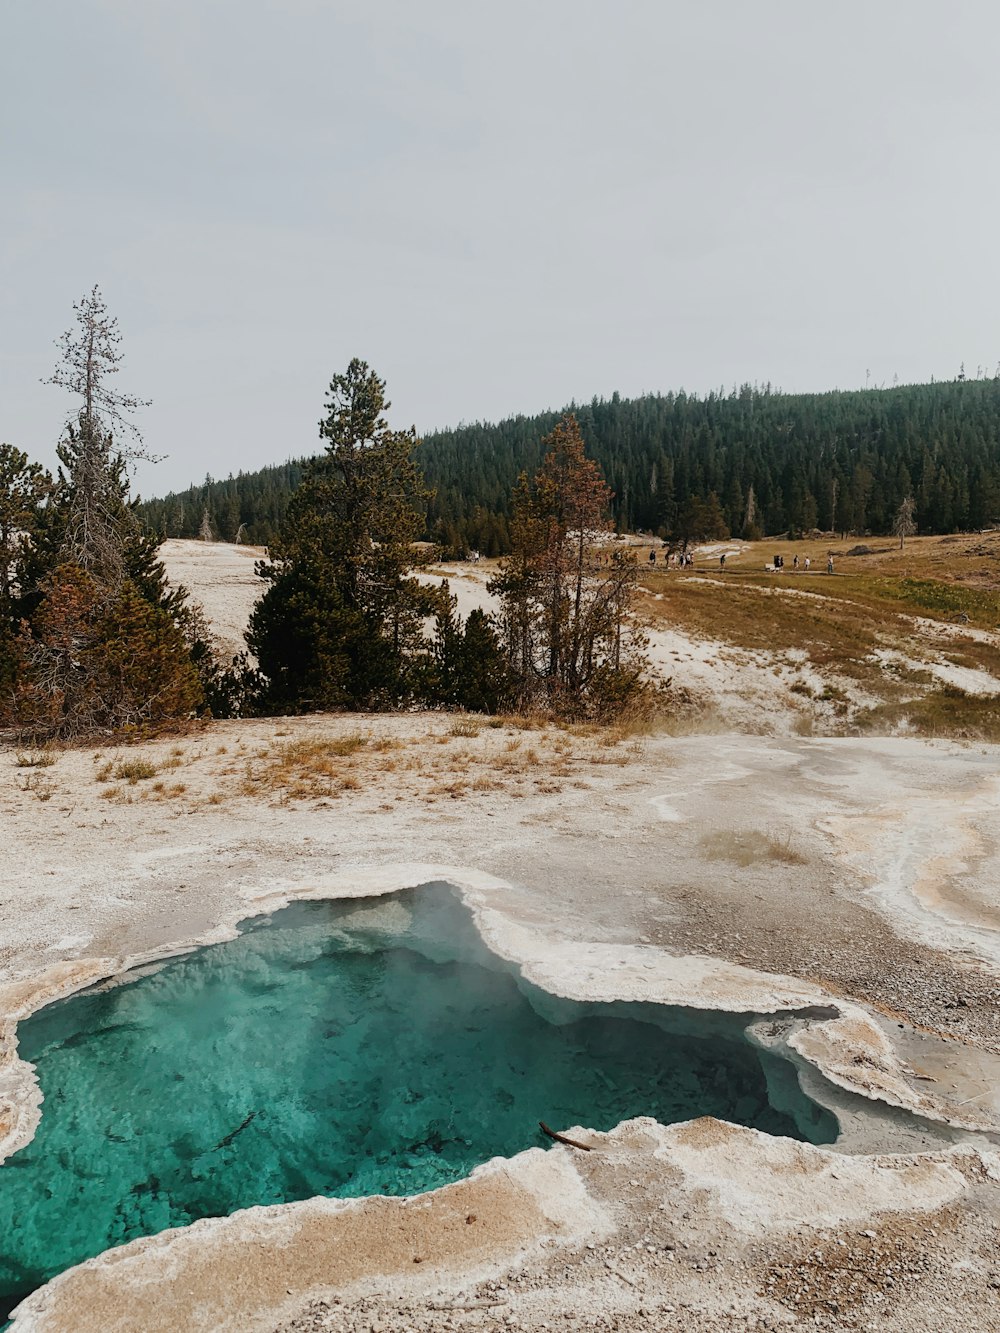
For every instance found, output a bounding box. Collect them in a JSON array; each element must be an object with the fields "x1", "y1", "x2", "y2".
[{"x1": 138, "y1": 377, "x2": 1000, "y2": 553}]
